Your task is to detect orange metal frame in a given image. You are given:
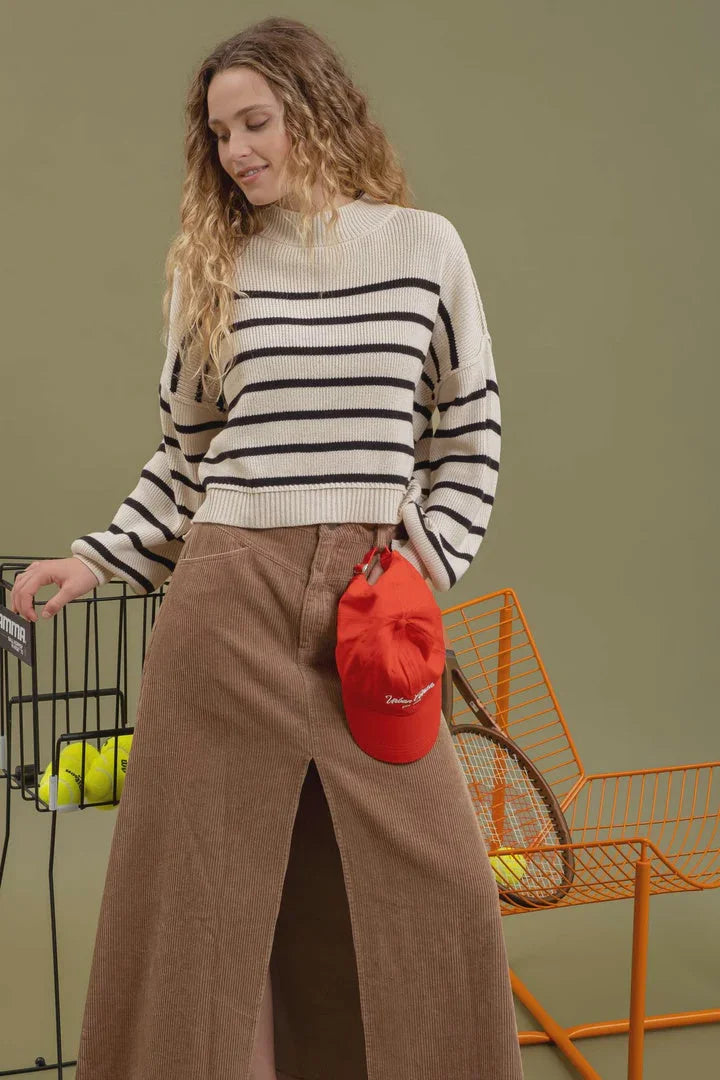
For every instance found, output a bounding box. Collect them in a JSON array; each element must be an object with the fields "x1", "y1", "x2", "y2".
[{"x1": 440, "y1": 587, "x2": 720, "y2": 1080}]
